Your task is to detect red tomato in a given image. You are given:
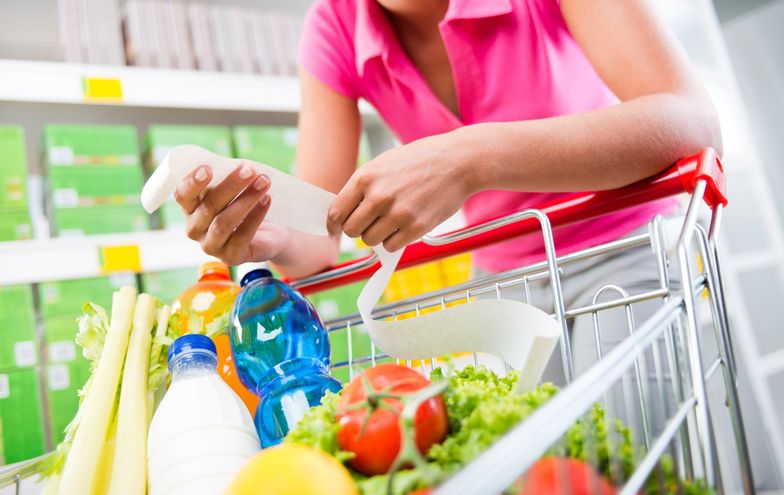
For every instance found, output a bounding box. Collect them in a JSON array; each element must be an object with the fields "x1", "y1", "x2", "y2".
[
  {"x1": 336, "y1": 364, "x2": 448, "y2": 476},
  {"x1": 409, "y1": 489, "x2": 433, "y2": 495},
  {"x1": 520, "y1": 457, "x2": 617, "y2": 495}
]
